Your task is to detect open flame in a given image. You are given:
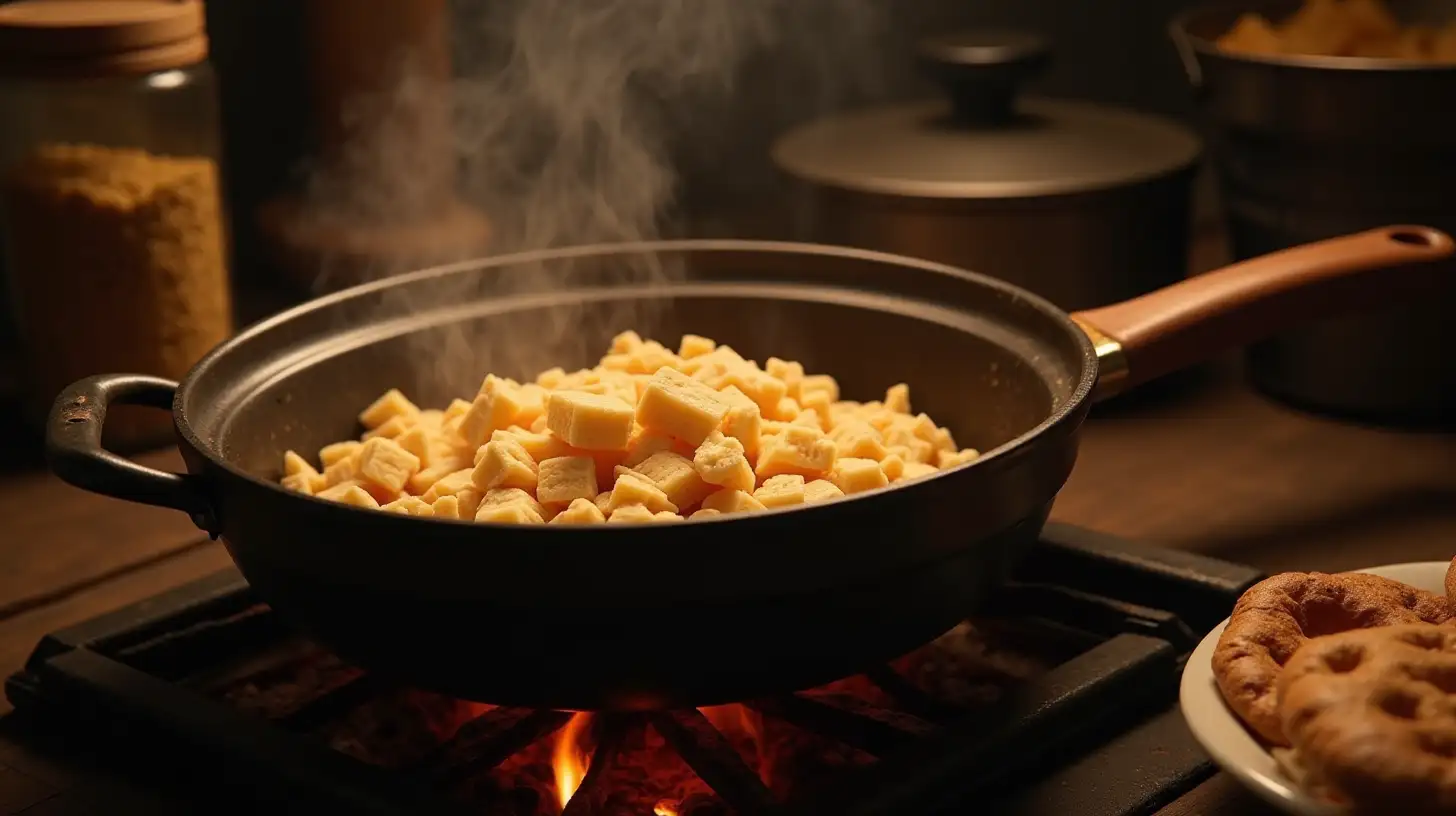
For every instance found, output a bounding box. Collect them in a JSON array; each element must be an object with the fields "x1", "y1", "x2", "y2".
[{"x1": 552, "y1": 712, "x2": 593, "y2": 810}]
